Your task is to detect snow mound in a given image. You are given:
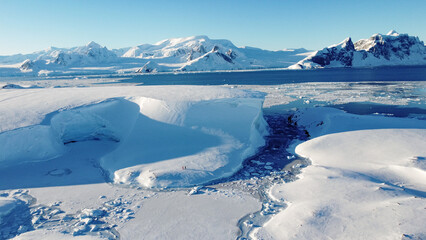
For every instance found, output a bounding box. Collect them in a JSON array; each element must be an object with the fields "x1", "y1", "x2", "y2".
[
  {"x1": 101, "y1": 97, "x2": 268, "y2": 188},
  {"x1": 255, "y1": 129, "x2": 426, "y2": 239}
]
